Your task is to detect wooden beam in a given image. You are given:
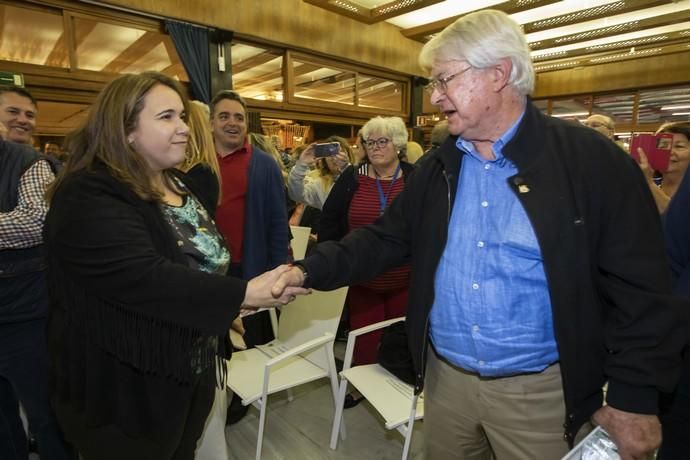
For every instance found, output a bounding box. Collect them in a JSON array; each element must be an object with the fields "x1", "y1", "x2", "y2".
[
  {"x1": 232, "y1": 50, "x2": 281, "y2": 74},
  {"x1": 523, "y1": 0, "x2": 671, "y2": 33},
  {"x1": 401, "y1": 0, "x2": 559, "y2": 41},
  {"x1": 45, "y1": 12, "x2": 98, "y2": 68},
  {"x1": 370, "y1": 0, "x2": 444, "y2": 23},
  {"x1": 0, "y1": 6, "x2": 6, "y2": 47},
  {"x1": 304, "y1": 0, "x2": 443, "y2": 24},
  {"x1": 529, "y1": 9, "x2": 690, "y2": 51},
  {"x1": 101, "y1": 31, "x2": 162, "y2": 73}
]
